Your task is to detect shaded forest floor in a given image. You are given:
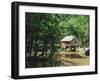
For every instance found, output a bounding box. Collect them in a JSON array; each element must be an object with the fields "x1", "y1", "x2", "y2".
[{"x1": 57, "y1": 51, "x2": 89, "y2": 66}]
